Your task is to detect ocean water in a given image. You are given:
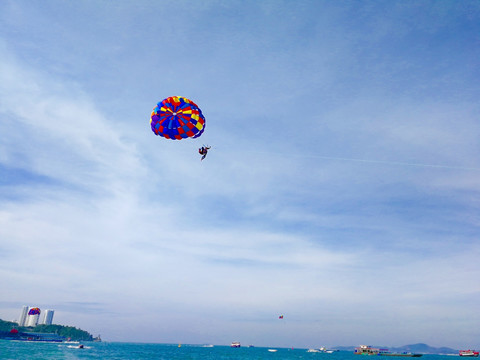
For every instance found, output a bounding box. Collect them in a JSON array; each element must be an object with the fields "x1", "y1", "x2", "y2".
[{"x1": 0, "y1": 341, "x2": 457, "y2": 360}]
